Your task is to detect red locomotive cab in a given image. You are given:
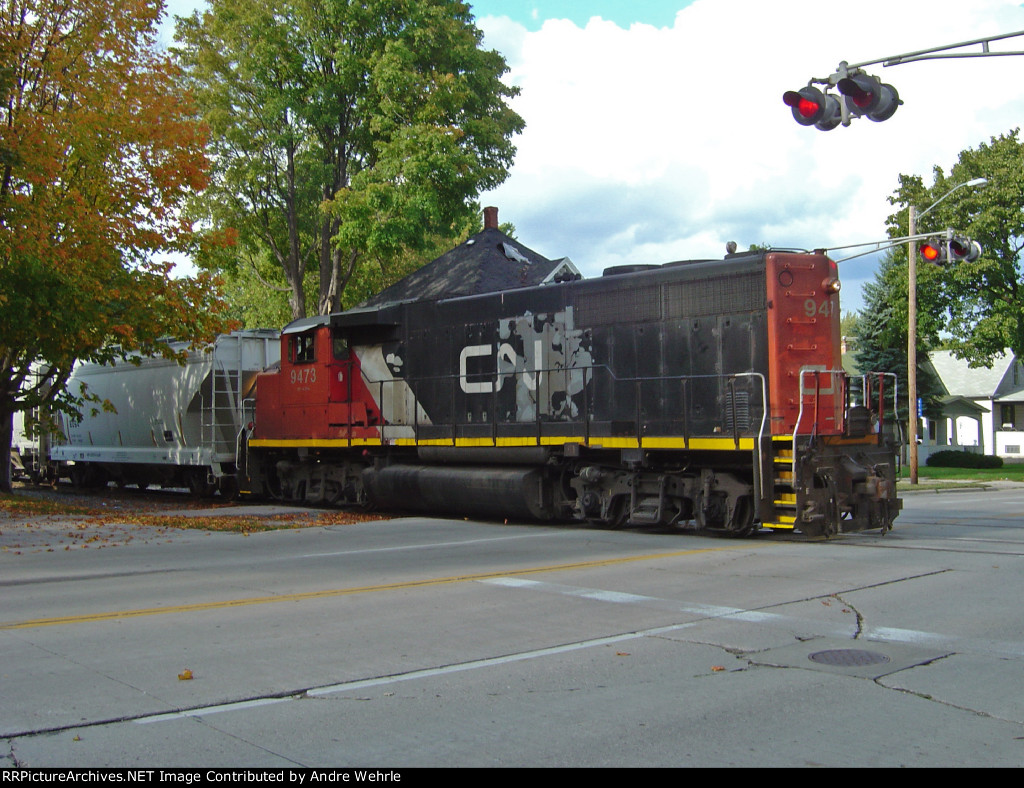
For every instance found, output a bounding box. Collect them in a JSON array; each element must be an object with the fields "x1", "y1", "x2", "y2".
[
  {"x1": 765, "y1": 251, "x2": 844, "y2": 437},
  {"x1": 251, "y1": 320, "x2": 381, "y2": 443}
]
